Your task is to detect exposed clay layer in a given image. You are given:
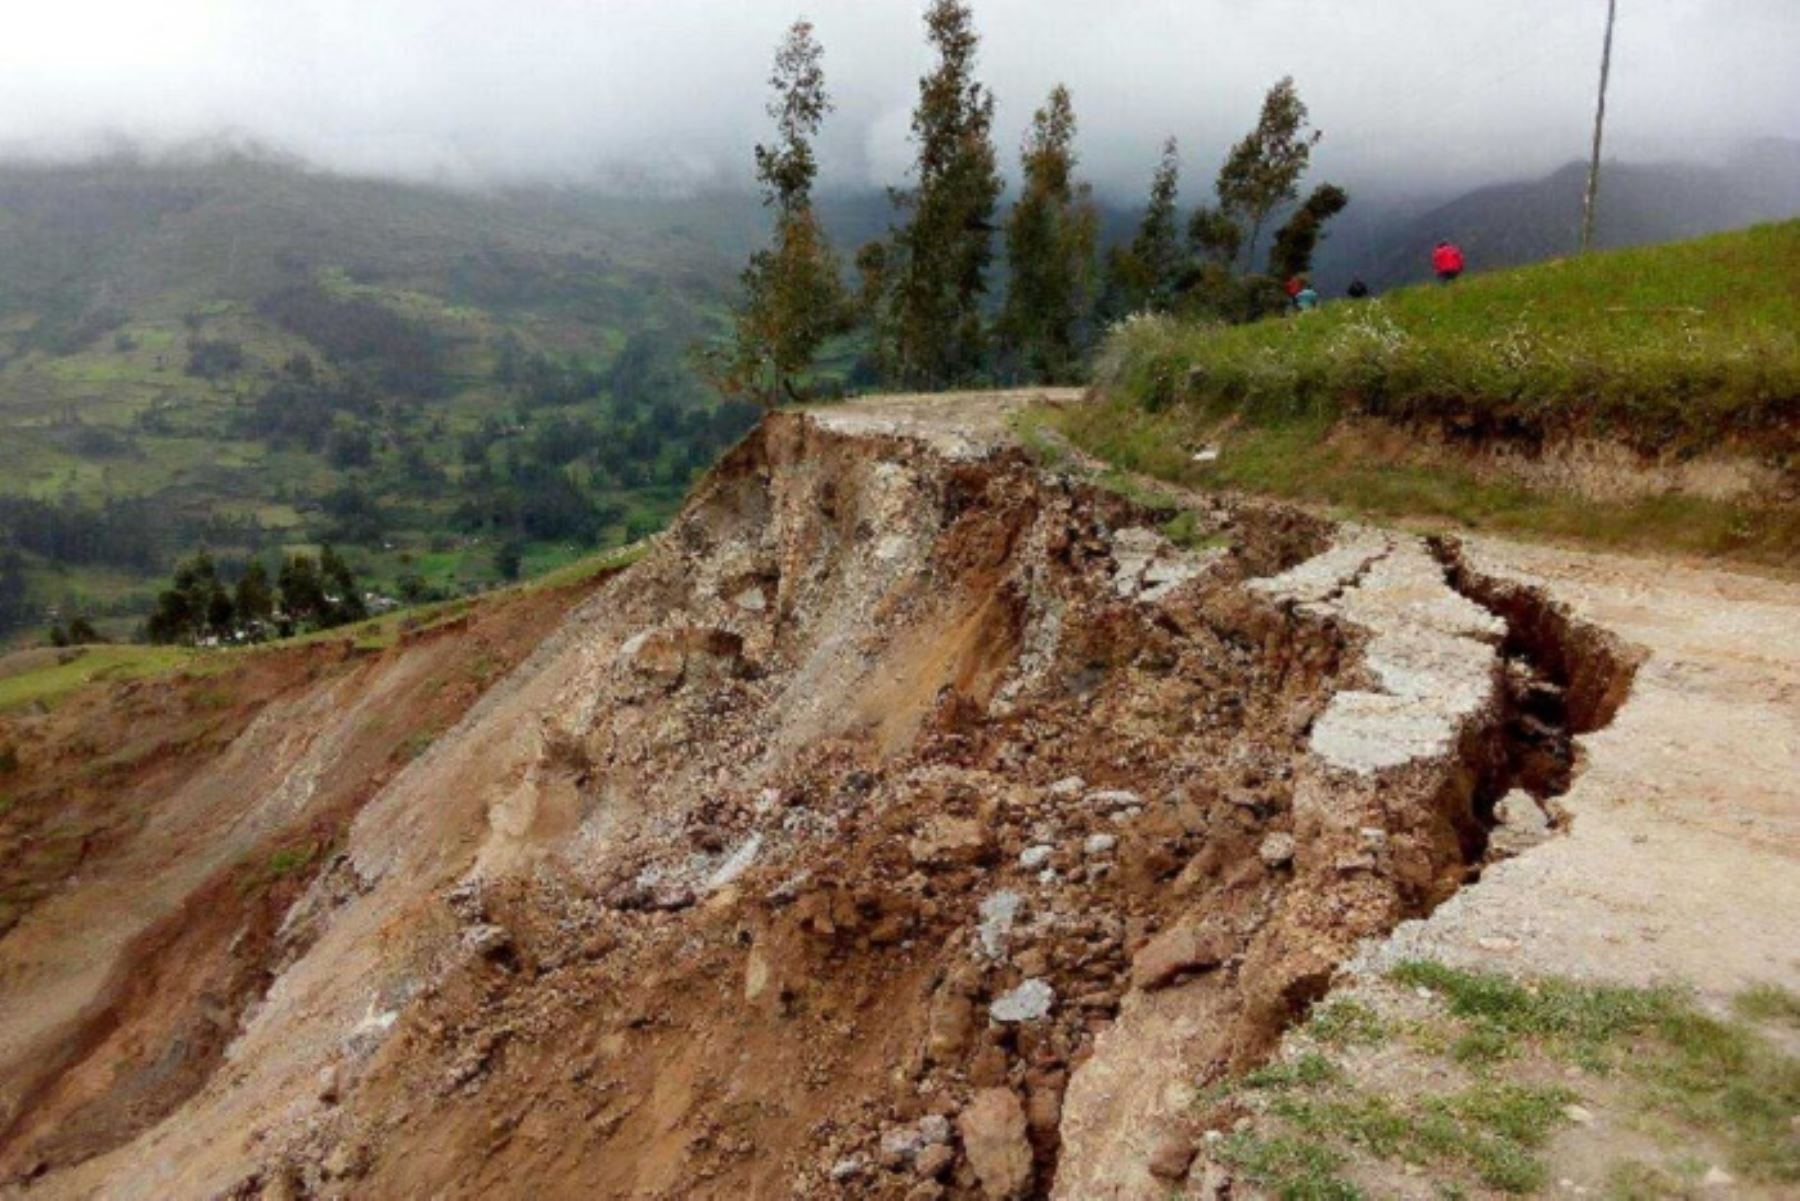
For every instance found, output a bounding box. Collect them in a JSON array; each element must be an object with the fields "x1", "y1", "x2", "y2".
[{"x1": 1, "y1": 410, "x2": 1645, "y2": 1201}]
